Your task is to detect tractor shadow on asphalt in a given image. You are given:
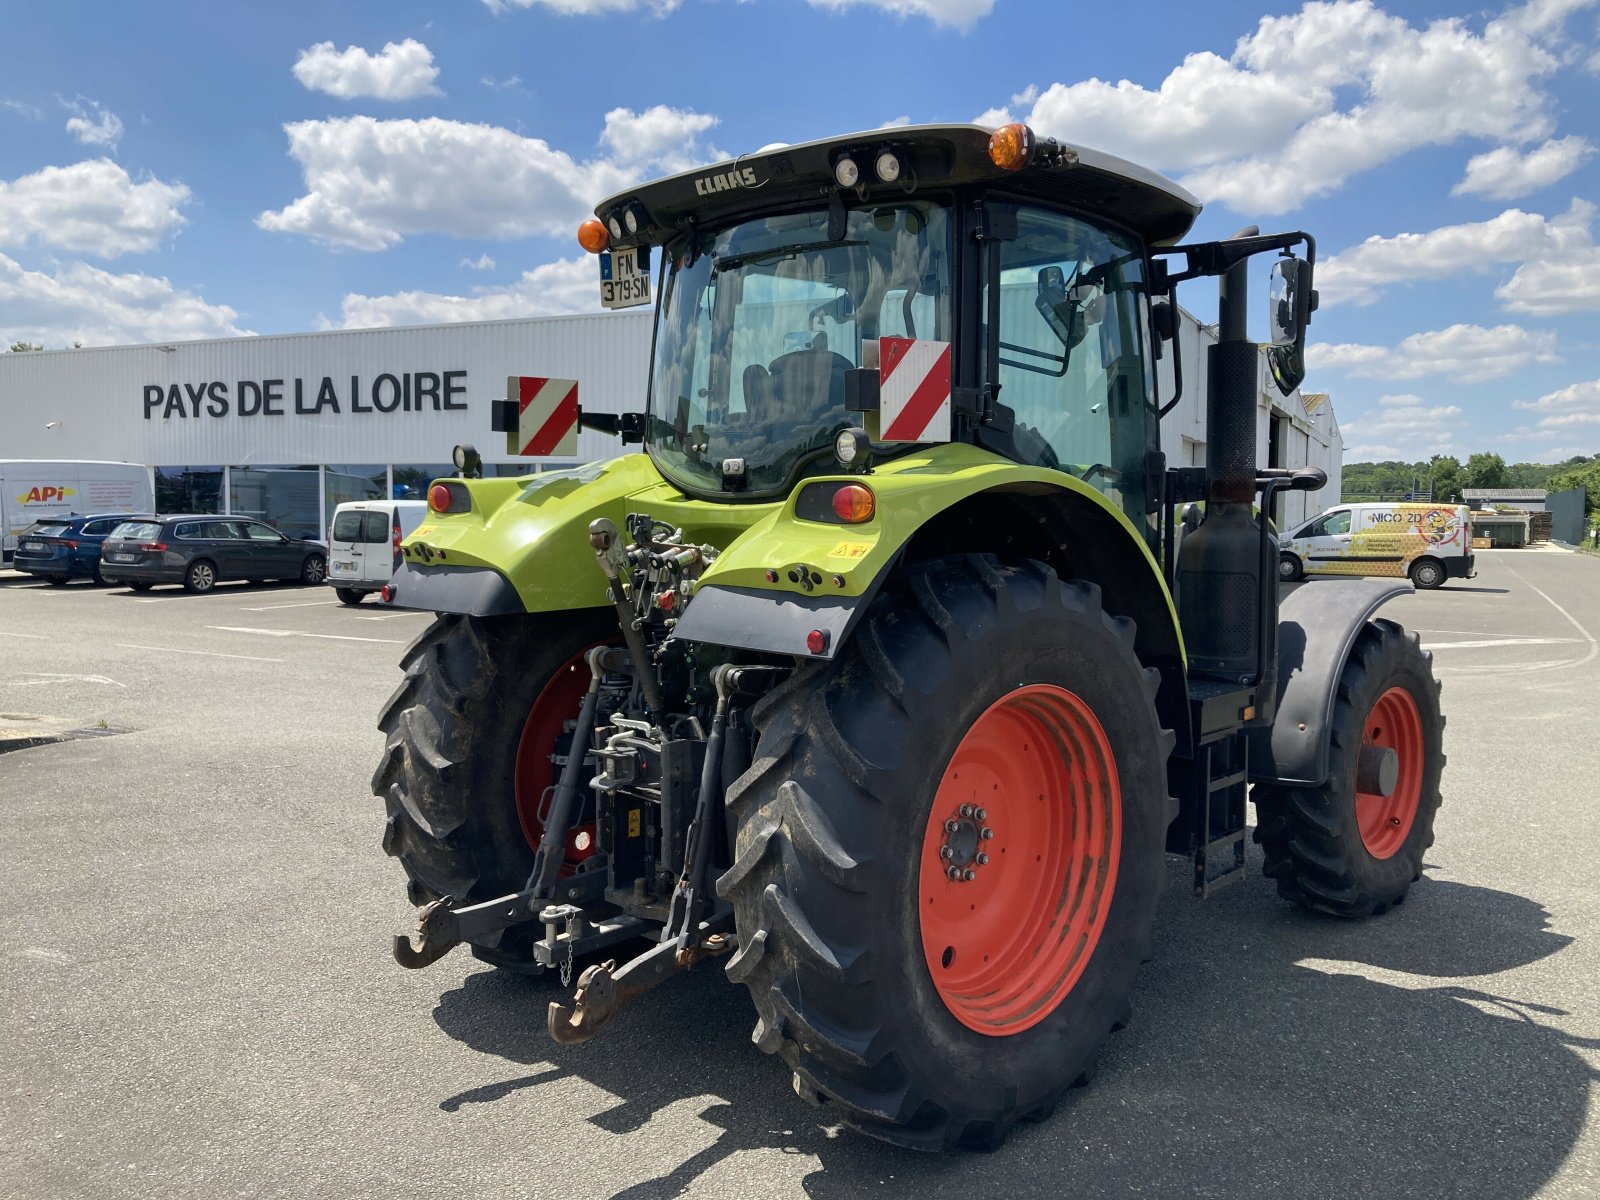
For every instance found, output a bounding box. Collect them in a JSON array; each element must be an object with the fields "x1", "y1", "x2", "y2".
[{"x1": 430, "y1": 861, "x2": 1593, "y2": 1200}]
